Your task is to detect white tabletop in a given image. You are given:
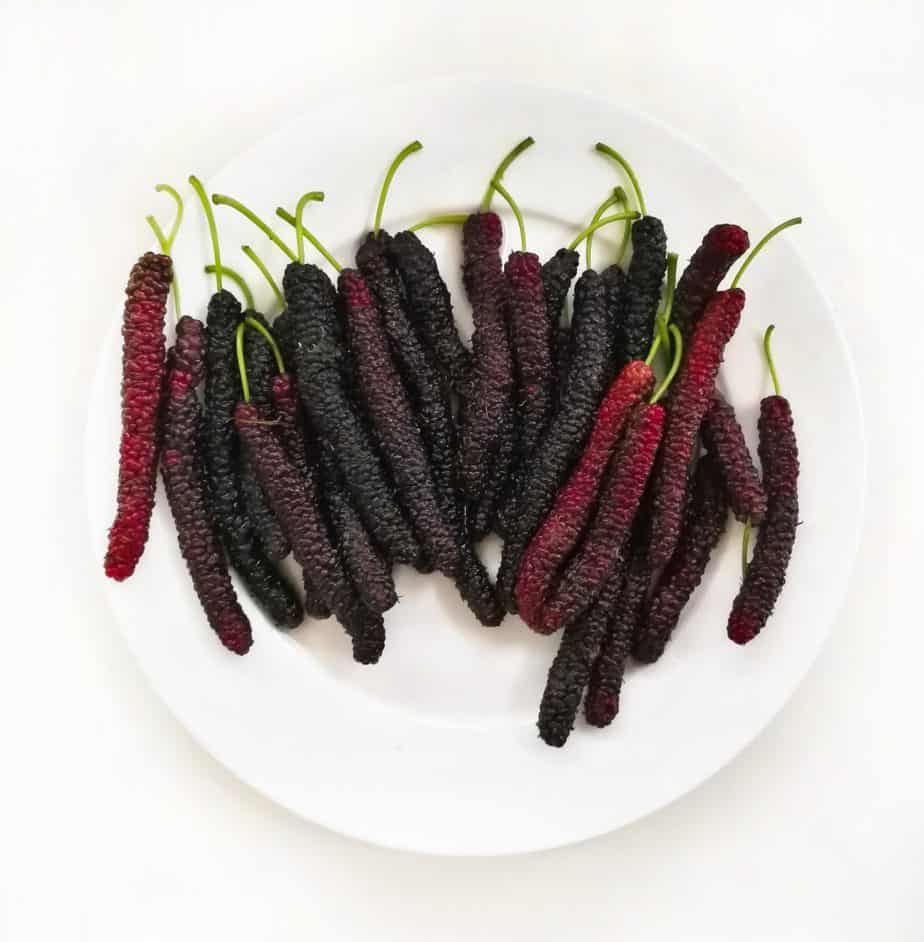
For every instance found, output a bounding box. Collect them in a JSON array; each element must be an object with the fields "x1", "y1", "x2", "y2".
[{"x1": 2, "y1": 1, "x2": 922, "y2": 939}]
